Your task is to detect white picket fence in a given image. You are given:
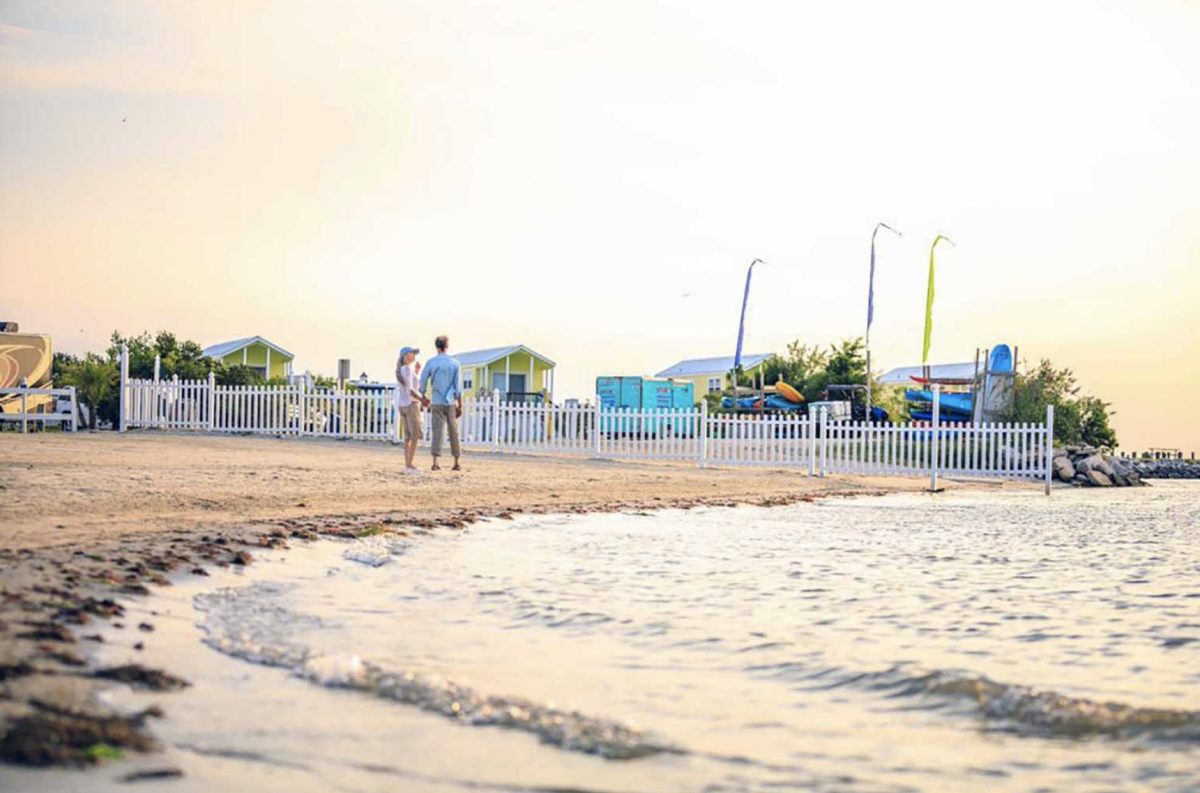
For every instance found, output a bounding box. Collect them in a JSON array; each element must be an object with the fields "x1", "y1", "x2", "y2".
[
  {"x1": 117, "y1": 362, "x2": 1054, "y2": 491},
  {"x1": 820, "y1": 419, "x2": 1050, "y2": 480},
  {"x1": 0, "y1": 384, "x2": 79, "y2": 432}
]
